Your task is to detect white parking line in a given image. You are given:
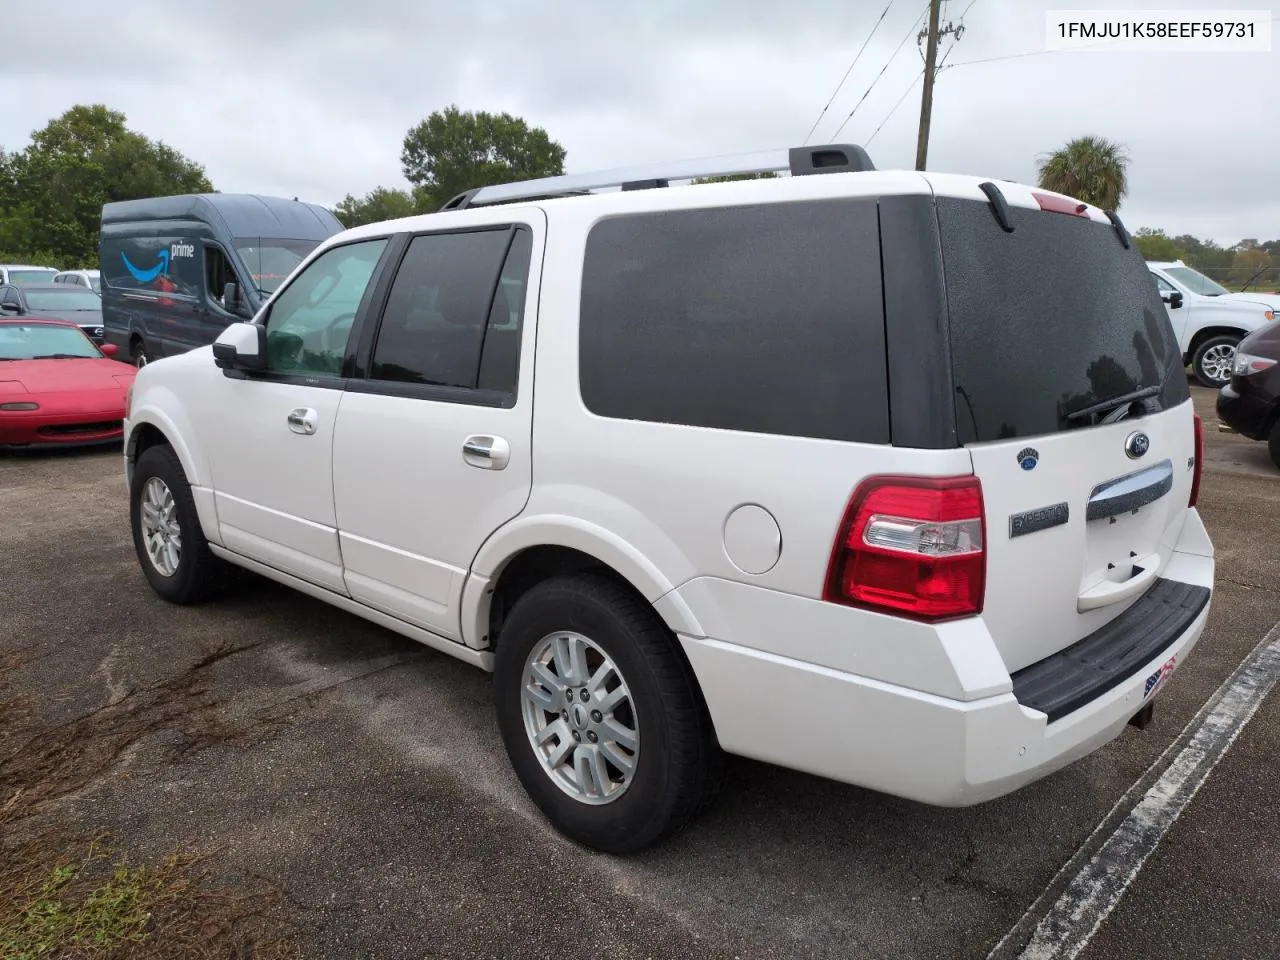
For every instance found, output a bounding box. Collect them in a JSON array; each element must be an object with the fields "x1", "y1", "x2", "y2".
[{"x1": 988, "y1": 619, "x2": 1280, "y2": 960}]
